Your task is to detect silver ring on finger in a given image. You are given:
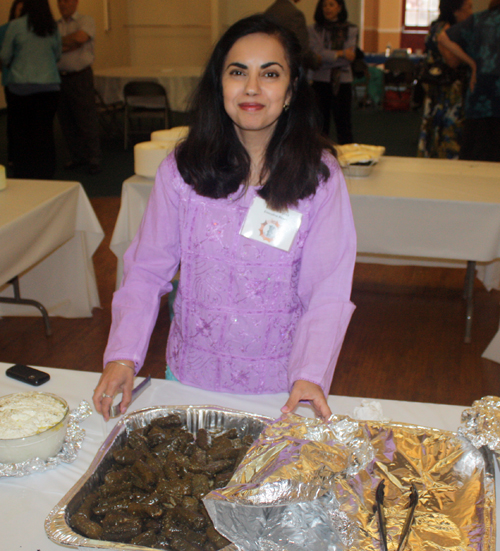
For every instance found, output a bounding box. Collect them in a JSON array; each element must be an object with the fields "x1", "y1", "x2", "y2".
[{"x1": 102, "y1": 393, "x2": 113, "y2": 399}]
